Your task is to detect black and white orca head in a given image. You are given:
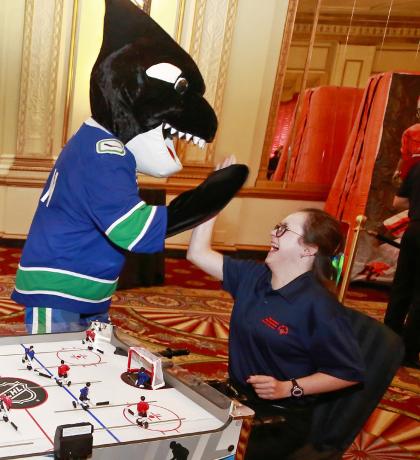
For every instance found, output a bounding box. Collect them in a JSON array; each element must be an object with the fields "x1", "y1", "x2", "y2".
[{"x1": 90, "y1": 0, "x2": 218, "y2": 177}]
